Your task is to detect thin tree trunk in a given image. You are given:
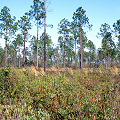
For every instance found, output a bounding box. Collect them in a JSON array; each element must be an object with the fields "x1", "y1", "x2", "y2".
[
  {"x1": 37, "y1": 12, "x2": 38, "y2": 69},
  {"x1": 5, "y1": 26, "x2": 7, "y2": 66},
  {"x1": 89, "y1": 50, "x2": 91, "y2": 68},
  {"x1": 107, "y1": 44, "x2": 110, "y2": 68},
  {"x1": 23, "y1": 26, "x2": 25, "y2": 67},
  {"x1": 79, "y1": 24, "x2": 83, "y2": 69},
  {"x1": 44, "y1": 0, "x2": 46, "y2": 72},
  {"x1": 61, "y1": 48, "x2": 62, "y2": 68},
  {"x1": 75, "y1": 37, "x2": 76, "y2": 69},
  {"x1": 42, "y1": 56, "x2": 43, "y2": 65},
  {"x1": 14, "y1": 49, "x2": 16, "y2": 67},
  {"x1": 39, "y1": 56, "x2": 41, "y2": 66},
  {"x1": 63, "y1": 33, "x2": 65, "y2": 69},
  {"x1": 108, "y1": 51, "x2": 110, "y2": 68},
  {"x1": 71, "y1": 51, "x2": 72, "y2": 67},
  {"x1": 5, "y1": 39, "x2": 7, "y2": 66},
  {"x1": 18, "y1": 46, "x2": 20, "y2": 68},
  {"x1": 105, "y1": 37, "x2": 107, "y2": 69}
]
